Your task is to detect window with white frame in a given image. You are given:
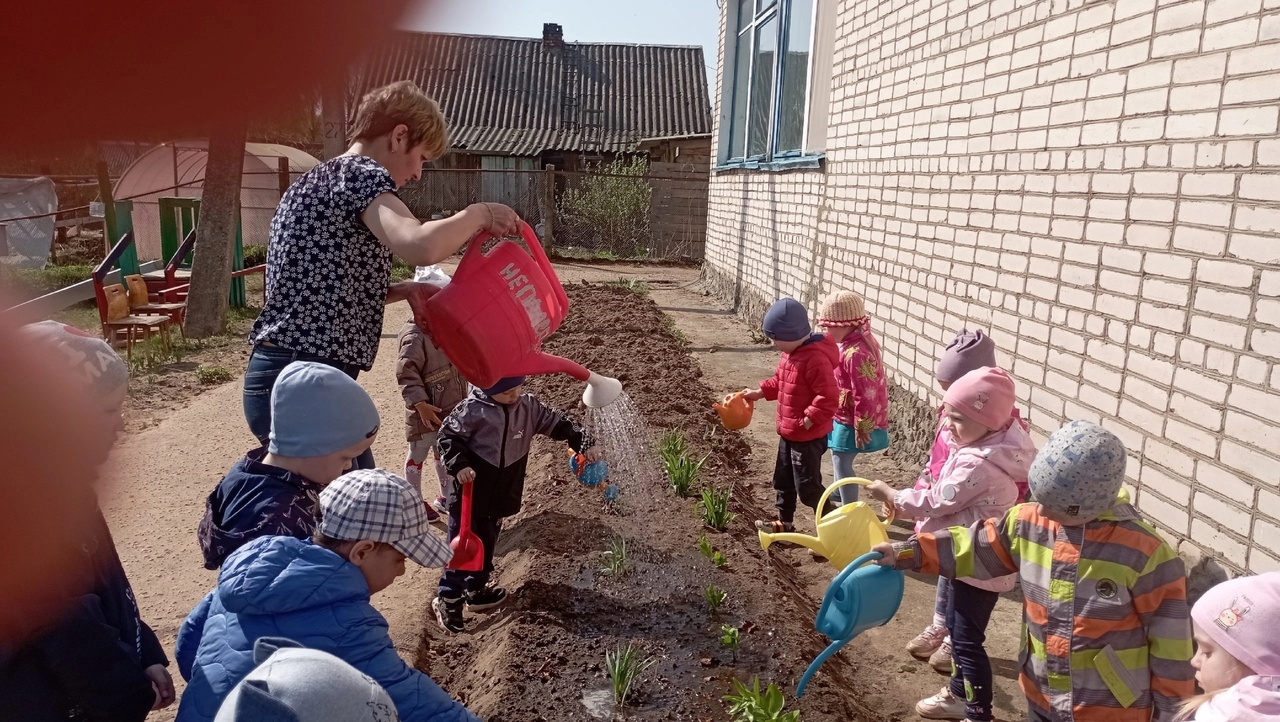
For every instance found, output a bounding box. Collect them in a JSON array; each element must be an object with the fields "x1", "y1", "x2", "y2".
[{"x1": 724, "y1": 0, "x2": 817, "y2": 162}]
